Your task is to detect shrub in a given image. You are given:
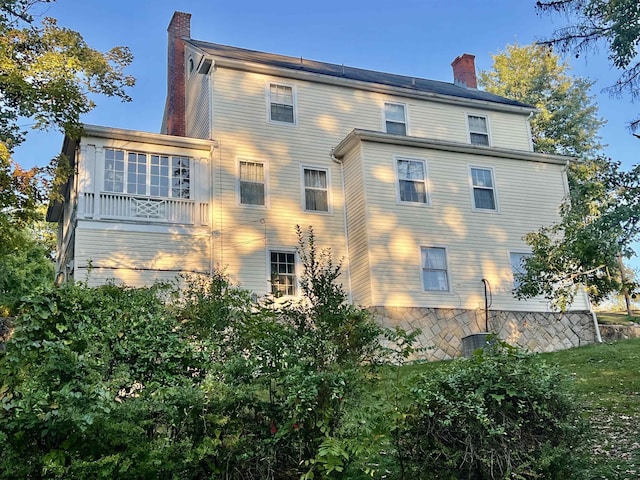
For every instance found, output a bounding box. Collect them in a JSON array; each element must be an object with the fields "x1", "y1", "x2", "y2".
[{"x1": 396, "y1": 341, "x2": 586, "y2": 480}]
